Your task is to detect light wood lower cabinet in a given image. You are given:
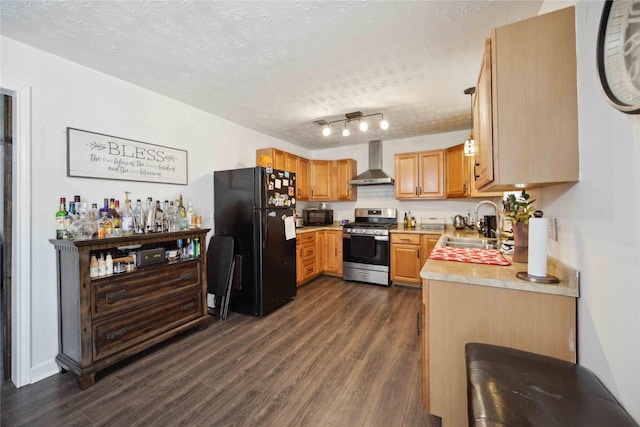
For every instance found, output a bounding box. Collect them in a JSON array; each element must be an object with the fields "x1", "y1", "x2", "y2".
[
  {"x1": 323, "y1": 230, "x2": 343, "y2": 276},
  {"x1": 297, "y1": 232, "x2": 318, "y2": 286},
  {"x1": 49, "y1": 229, "x2": 210, "y2": 389},
  {"x1": 422, "y1": 279, "x2": 576, "y2": 426},
  {"x1": 296, "y1": 230, "x2": 343, "y2": 285},
  {"x1": 390, "y1": 233, "x2": 440, "y2": 288}
]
